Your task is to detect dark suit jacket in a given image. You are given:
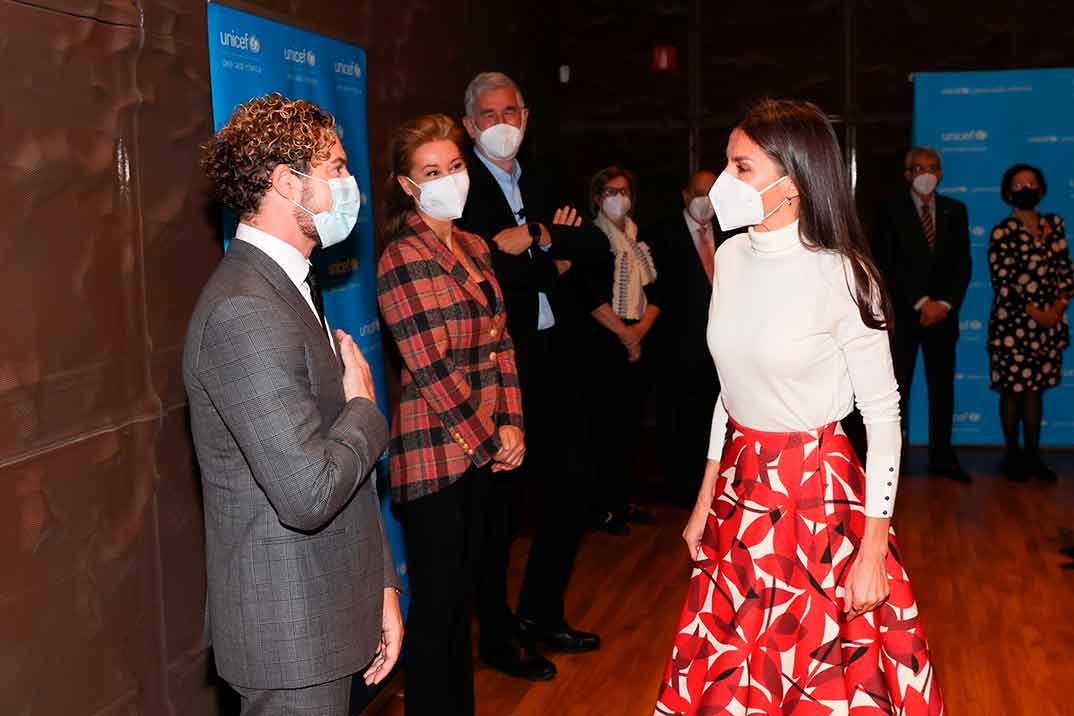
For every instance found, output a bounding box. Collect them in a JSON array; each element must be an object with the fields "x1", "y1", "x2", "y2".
[
  {"x1": 456, "y1": 148, "x2": 608, "y2": 378},
  {"x1": 872, "y1": 191, "x2": 972, "y2": 320},
  {"x1": 183, "y1": 239, "x2": 395, "y2": 689},
  {"x1": 648, "y1": 212, "x2": 718, "y2": 385}
]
